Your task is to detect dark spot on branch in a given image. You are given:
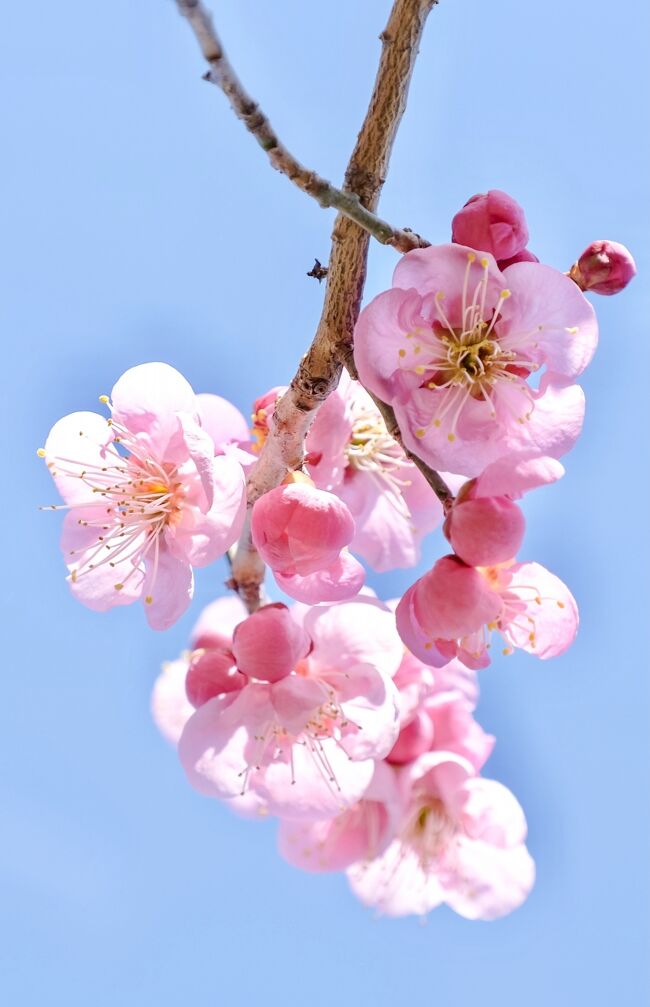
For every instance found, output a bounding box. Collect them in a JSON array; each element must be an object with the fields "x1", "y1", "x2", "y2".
[{"x1": 307, "y1": 259, "x2": 328, "y2": 283}]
